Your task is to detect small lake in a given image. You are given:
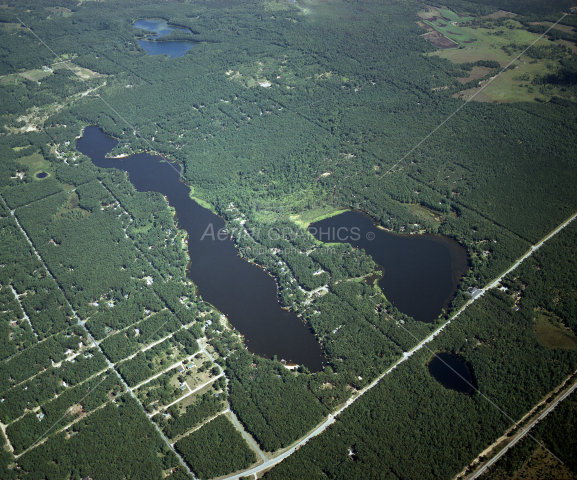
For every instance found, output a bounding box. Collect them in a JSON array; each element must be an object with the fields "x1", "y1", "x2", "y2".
[
  {"x1": 427, "y1": 352, "x2": 475, "y2": 394},
  {"x1": 309, "y1": 211, "x2": 469, "y2": 323},
  {"x1": 133, "y1": 19, "x2": 195, "y2": 58},
  {"x1": 36, "y1": 171, "x2": 48, "y2": 179},
  {"x1": 77, "y1": 126, "x2": 324, "y2": 371}
]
